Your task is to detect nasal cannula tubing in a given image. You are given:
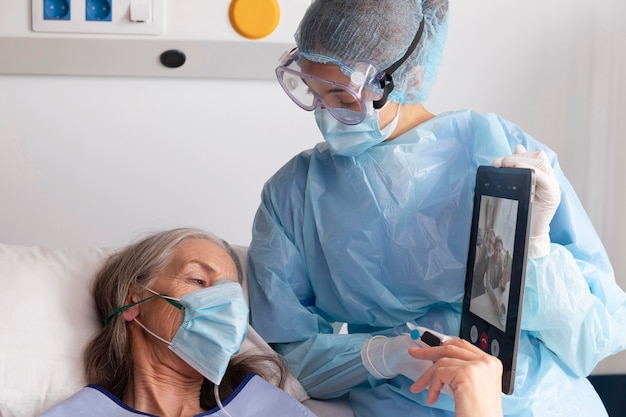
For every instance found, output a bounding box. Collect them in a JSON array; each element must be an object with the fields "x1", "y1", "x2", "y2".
[{"x1": 214, "y1": 384, "x2": 234, "y2": 417}]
